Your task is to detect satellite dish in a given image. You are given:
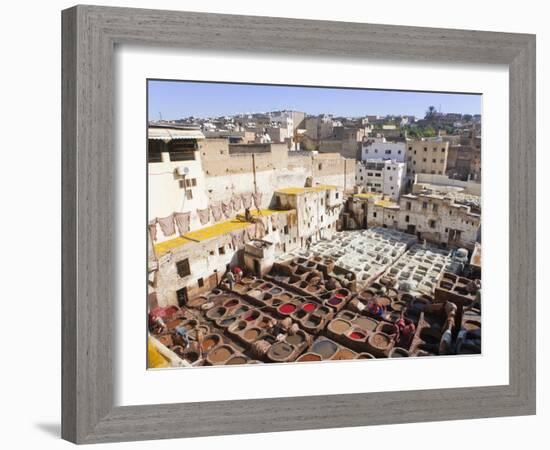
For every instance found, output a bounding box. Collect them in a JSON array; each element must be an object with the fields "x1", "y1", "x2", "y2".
[{"x1": 176, "y1": 166, "x2": 189, "y2": 176}]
